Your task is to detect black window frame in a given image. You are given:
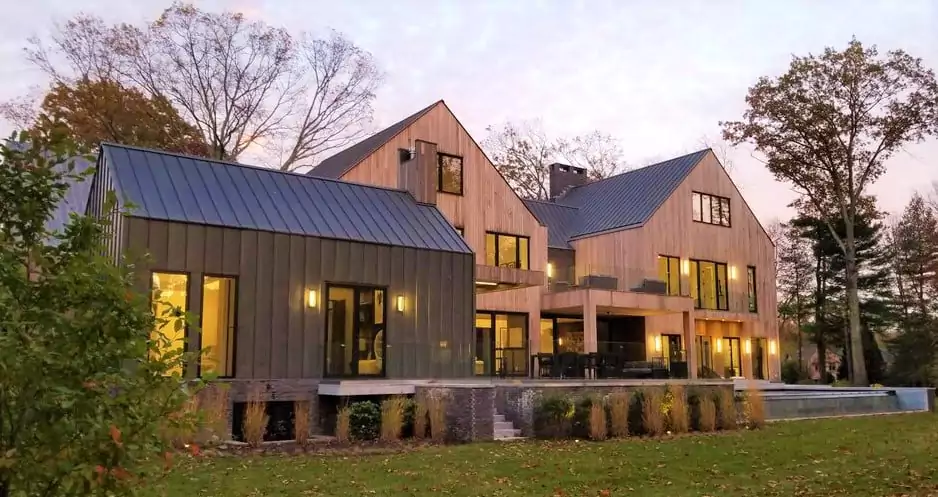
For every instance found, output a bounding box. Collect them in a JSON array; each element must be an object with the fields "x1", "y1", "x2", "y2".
[
  {"x1": 747, "y1": 265, "x2": 757, "y2": 313},
  {"x1": 689, "y1": 259, "x2": 729, "y2": 311},
  {"x1": 484, "y1": 231, "x2": 531, "y2": 270},
  {"x1": 437, "y1": 152, "x2": 464, "y2": 195},
  {"x1": 475, "y1": 310, "x2": 529, "y2": 377},
  {"x1": 657, "y1": 254, "x2": 682, "y2": 296},
  {"x1": 692, "y1": 191, "x2": 731, "y2": 227},
  {"x1": 198, "y1": 273, "x2": 239, "y2": 379},
  {"x1": 323, "y1": 283, "x2": 389, "y2": 378}
]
